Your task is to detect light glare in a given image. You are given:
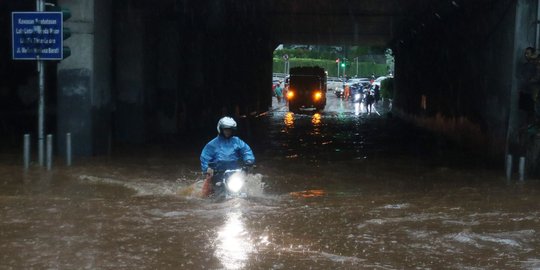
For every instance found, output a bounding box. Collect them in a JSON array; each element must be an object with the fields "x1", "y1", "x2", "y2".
[{"x1": 227, "y1": 173, "x2": 244, "y2": 193}]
